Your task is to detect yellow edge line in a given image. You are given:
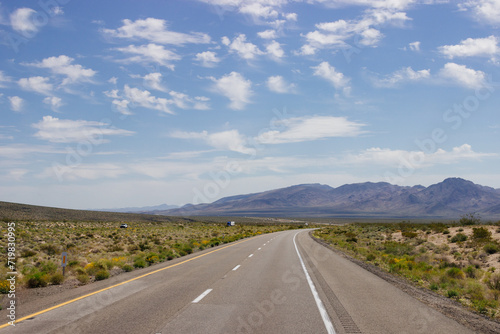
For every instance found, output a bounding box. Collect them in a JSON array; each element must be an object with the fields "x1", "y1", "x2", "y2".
[{"x1": 0, "y1": 238, "x2": 251, "y2": 329}]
